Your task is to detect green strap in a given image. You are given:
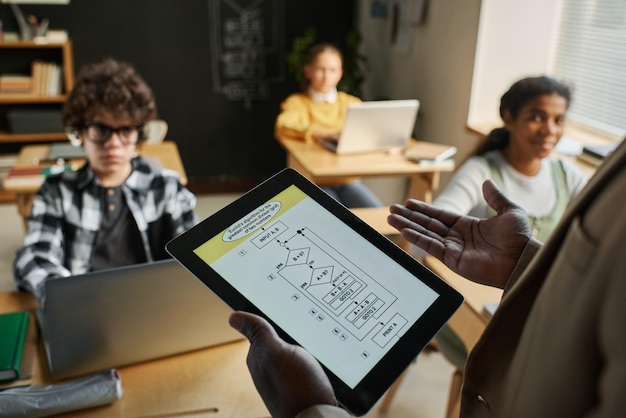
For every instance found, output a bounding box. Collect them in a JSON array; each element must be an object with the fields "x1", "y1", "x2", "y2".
[
  {"x1": 485, "y1": 155, "x2": 505, "y2": 218},
  {"x1": 485, "y1": 156, "x2": 569, "y2": 242}
]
